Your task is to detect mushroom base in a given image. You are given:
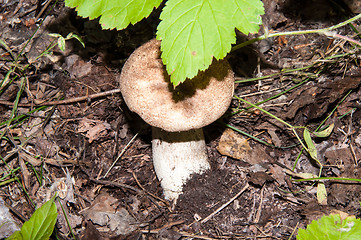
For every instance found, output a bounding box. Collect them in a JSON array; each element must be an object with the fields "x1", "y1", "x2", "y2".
[{"x1": 152, "y1": 127, "x2": 210, "y2": 201}]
